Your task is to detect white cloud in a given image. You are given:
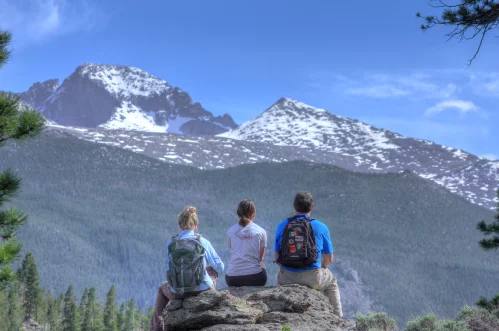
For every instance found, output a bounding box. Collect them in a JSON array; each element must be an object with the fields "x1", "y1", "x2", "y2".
[
  {"x1": 328, "y1": 72, "x2": 460, "y2": 100},
  {"x1": 425, "y1": 100, "x2": 479, "y2": 117},
  {"x1": 345, "y1": 84, "x2": 410, "y2": 98},
  {"x1": 0, "y1": 0, "x2": 103, "y2": 46},
  {"x1": 481, "y1": 154, "x2": 498, "y2": 160},
  {"x1": 483, "y1": 79, "x2": 499, "y2": 96}
]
